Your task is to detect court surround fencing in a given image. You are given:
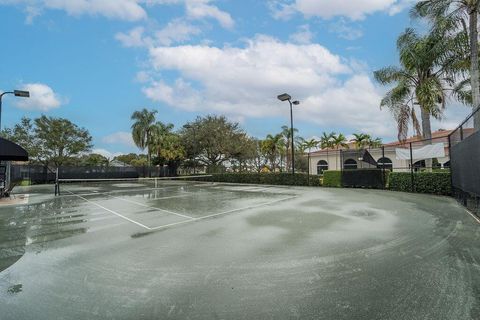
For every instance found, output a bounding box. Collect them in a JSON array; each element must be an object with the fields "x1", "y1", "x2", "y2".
[
  {"x1": 10, "y1": 165, "x2": 177, "y2": 185},
  {"x1": 449, "y1": 107, "x2": 480, "y2": 217}
]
